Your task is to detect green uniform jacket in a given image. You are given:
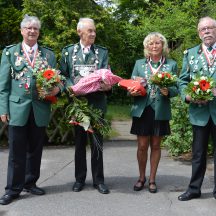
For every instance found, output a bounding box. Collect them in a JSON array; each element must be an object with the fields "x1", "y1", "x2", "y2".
[
  {"x1": 179, "y1": 44, "x2": 216, "y2": 126},
  {"x1": 59, "y1": 43, "x2": 108, "y2": 113},
  {"x1": 131, "y1": 58, "x2": 178, "y2": 120},
  {"x1": 0, "y1": 43, "x2": 56, "y2": 126}
]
